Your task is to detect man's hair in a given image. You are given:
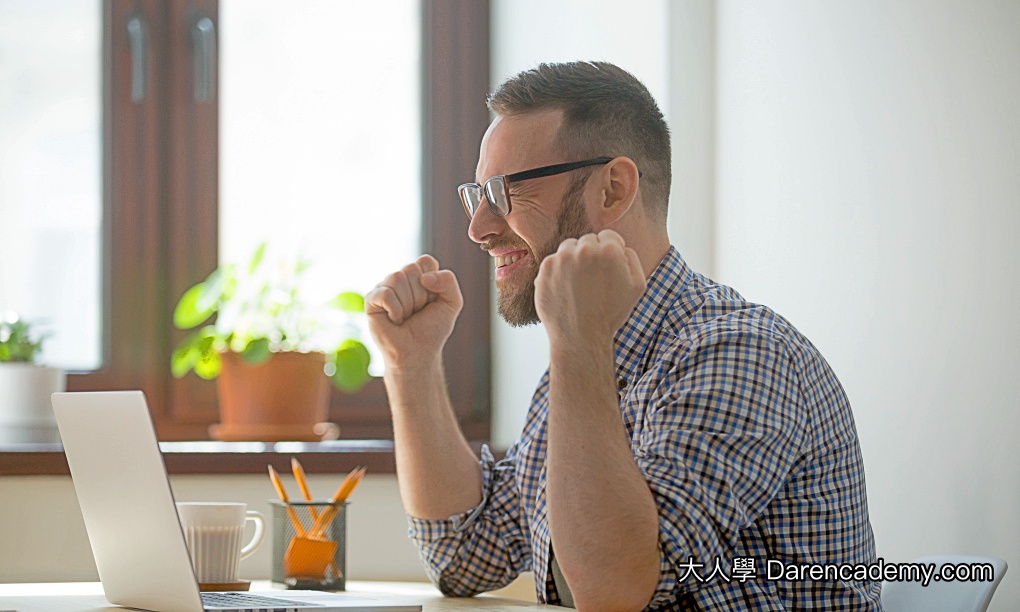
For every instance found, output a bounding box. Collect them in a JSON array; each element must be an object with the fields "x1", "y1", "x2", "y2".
[{"x1": 487, "y1": 61, "x2": 671, "y2": 222}]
